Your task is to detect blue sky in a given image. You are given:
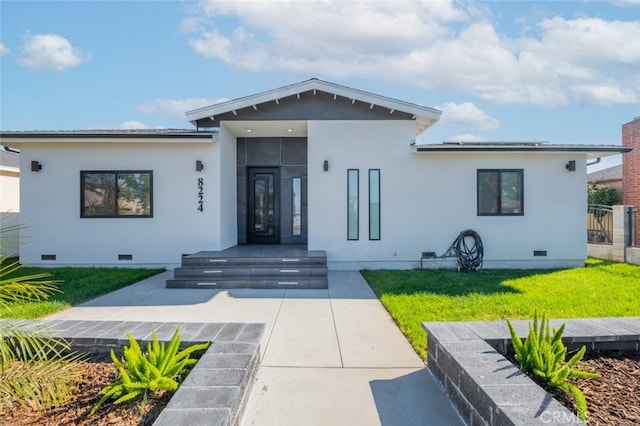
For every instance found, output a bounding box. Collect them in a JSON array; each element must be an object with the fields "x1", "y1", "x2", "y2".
[{"x1": 1, "y1": 0, "x2": 639, "y2": 171}]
